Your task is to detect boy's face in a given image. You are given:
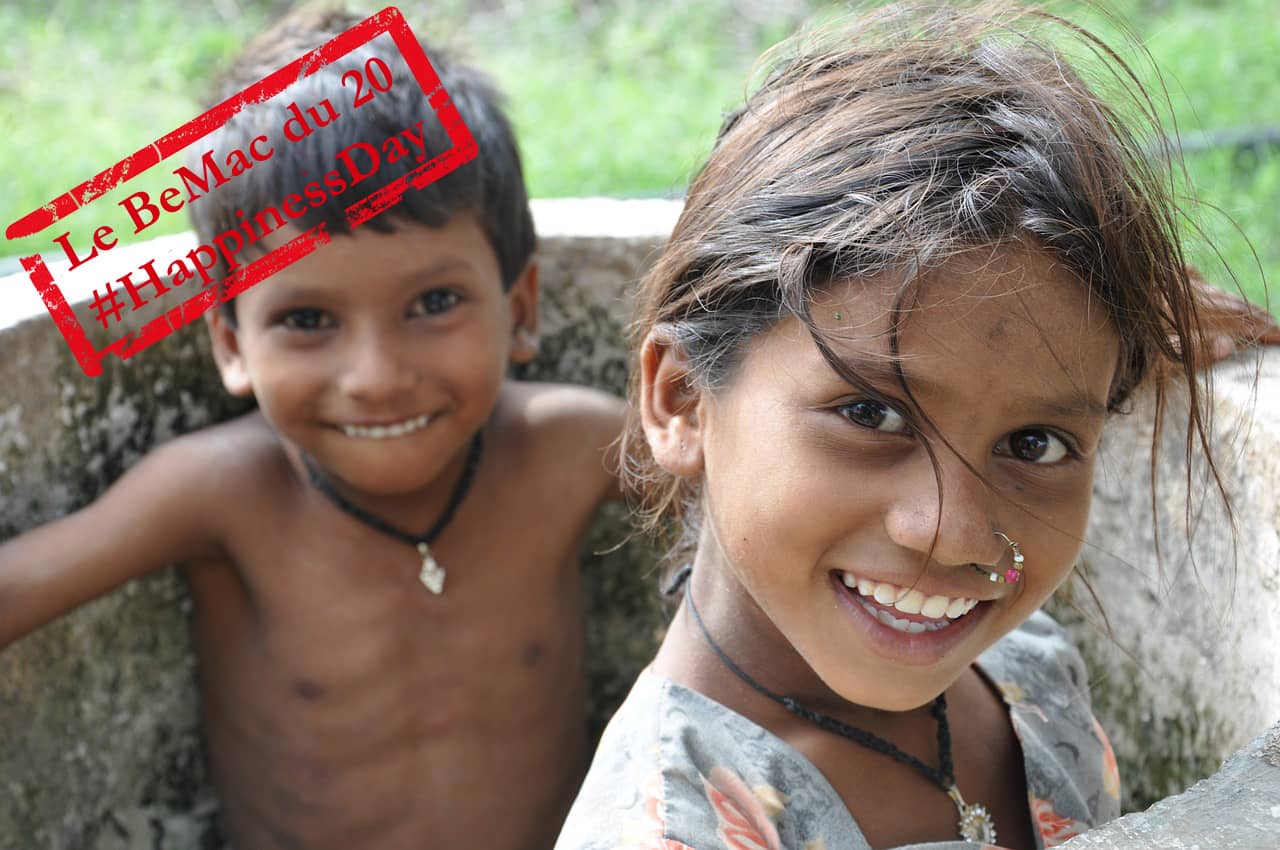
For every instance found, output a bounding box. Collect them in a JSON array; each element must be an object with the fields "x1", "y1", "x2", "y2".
[{"x1": 208, "y1": 216, "x2": 537, "y2": 496}]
